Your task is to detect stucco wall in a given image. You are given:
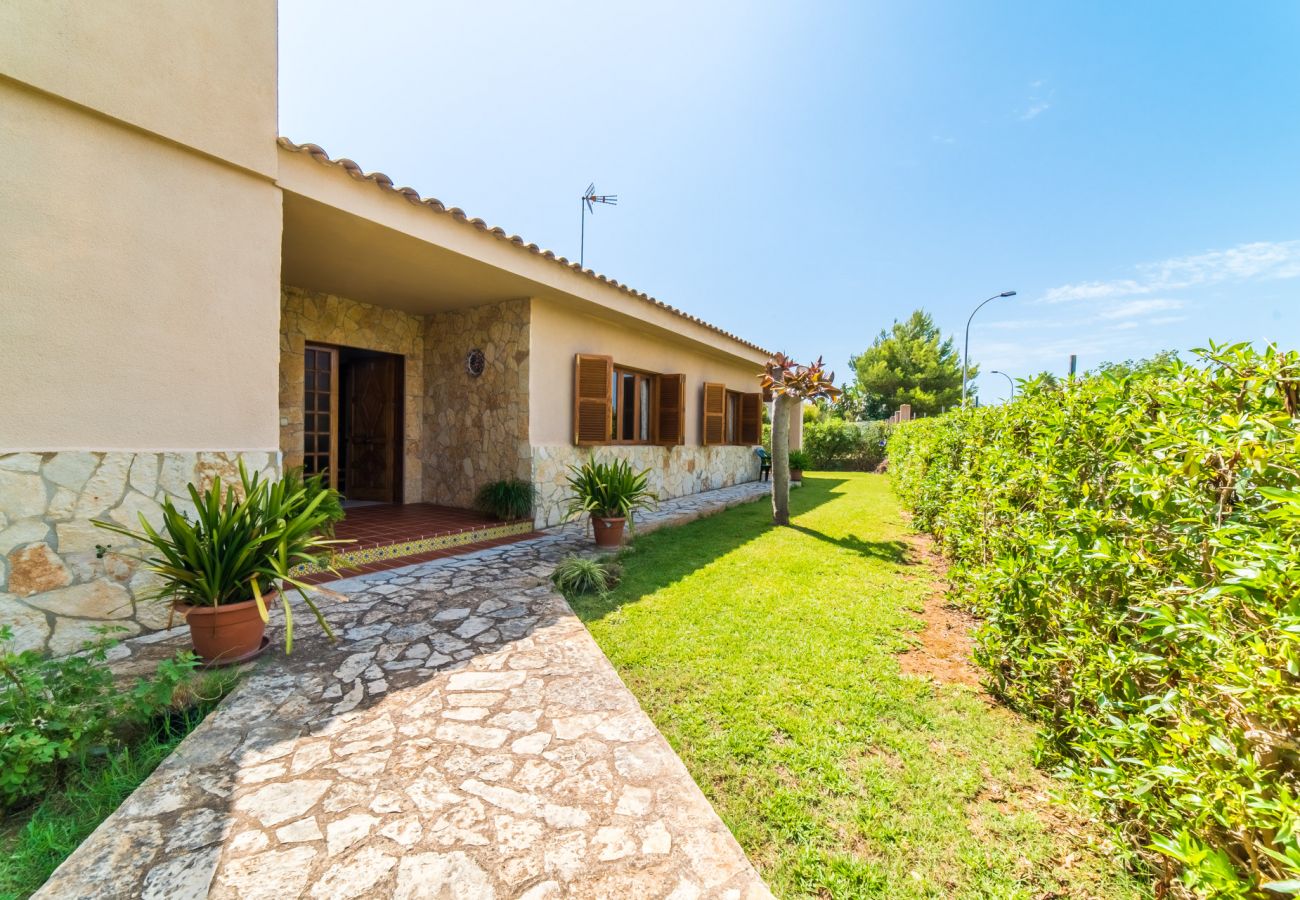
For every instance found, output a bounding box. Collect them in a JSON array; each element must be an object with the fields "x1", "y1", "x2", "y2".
[
  {"x1": 0, "y1": 81, "x2": 283, "y2": 452},
  {"x1": 527, "y1": 298, "x2": 768, "y2": 526},
  {"x1": 528, "y1": 298, "x2": 765, "y2": 446},
  {"x1": 0, "y1": 0, "x2": 278, "y2": 177},
  {"x1": 0, "y1": 451, "x2": 279, "y2": 654},
  {"x1": 280, "y1": 287, "x2": 425, "y2": 504},
  {"x1": 423, "y1": 301, "x2": 533, "y2": 510}
]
